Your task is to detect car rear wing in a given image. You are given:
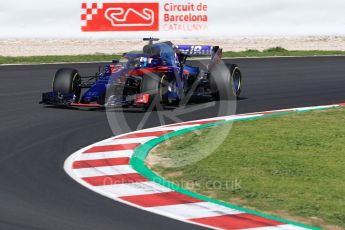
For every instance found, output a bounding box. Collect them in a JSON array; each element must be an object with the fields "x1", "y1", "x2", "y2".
[
  {"x1": 175, "y1": 45, "x2": 222, "y2": 58},
  {"x1": 176, "y1": 45, "x2": 223, "y2": 71}
]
